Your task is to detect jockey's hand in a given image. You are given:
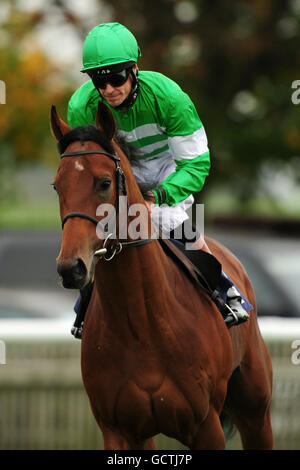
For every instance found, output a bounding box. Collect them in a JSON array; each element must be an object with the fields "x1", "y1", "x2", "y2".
[{"x1": 144, "y1": 191, "x2": 155, "y2": 215}]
